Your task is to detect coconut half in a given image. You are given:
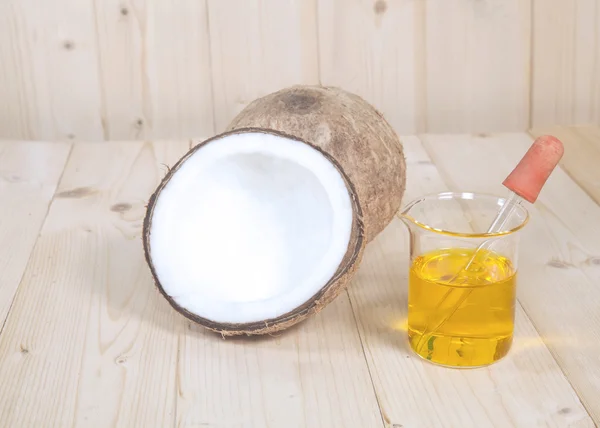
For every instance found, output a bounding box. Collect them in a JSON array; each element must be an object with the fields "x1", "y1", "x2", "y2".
[
  {"x1": 144, "y1": 85, "x2": 406, "y2": 336},
  {"x1": 144, "y1": 129, "x2": 365, "y2": 335}
]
